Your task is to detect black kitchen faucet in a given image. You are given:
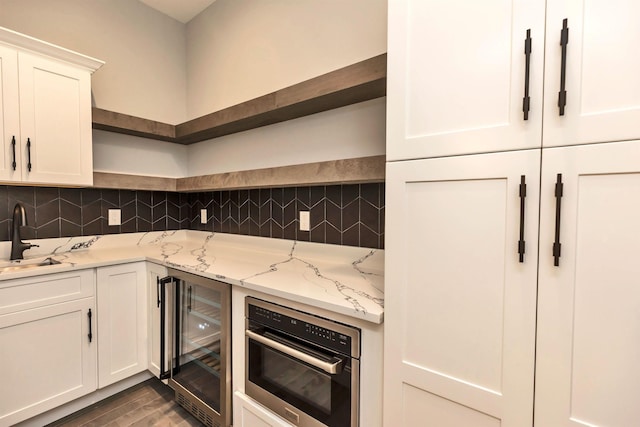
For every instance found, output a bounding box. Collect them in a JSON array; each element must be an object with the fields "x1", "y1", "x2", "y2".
[{"x1": 10, "y1": 203, "x2": 39, "y2": 260}]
